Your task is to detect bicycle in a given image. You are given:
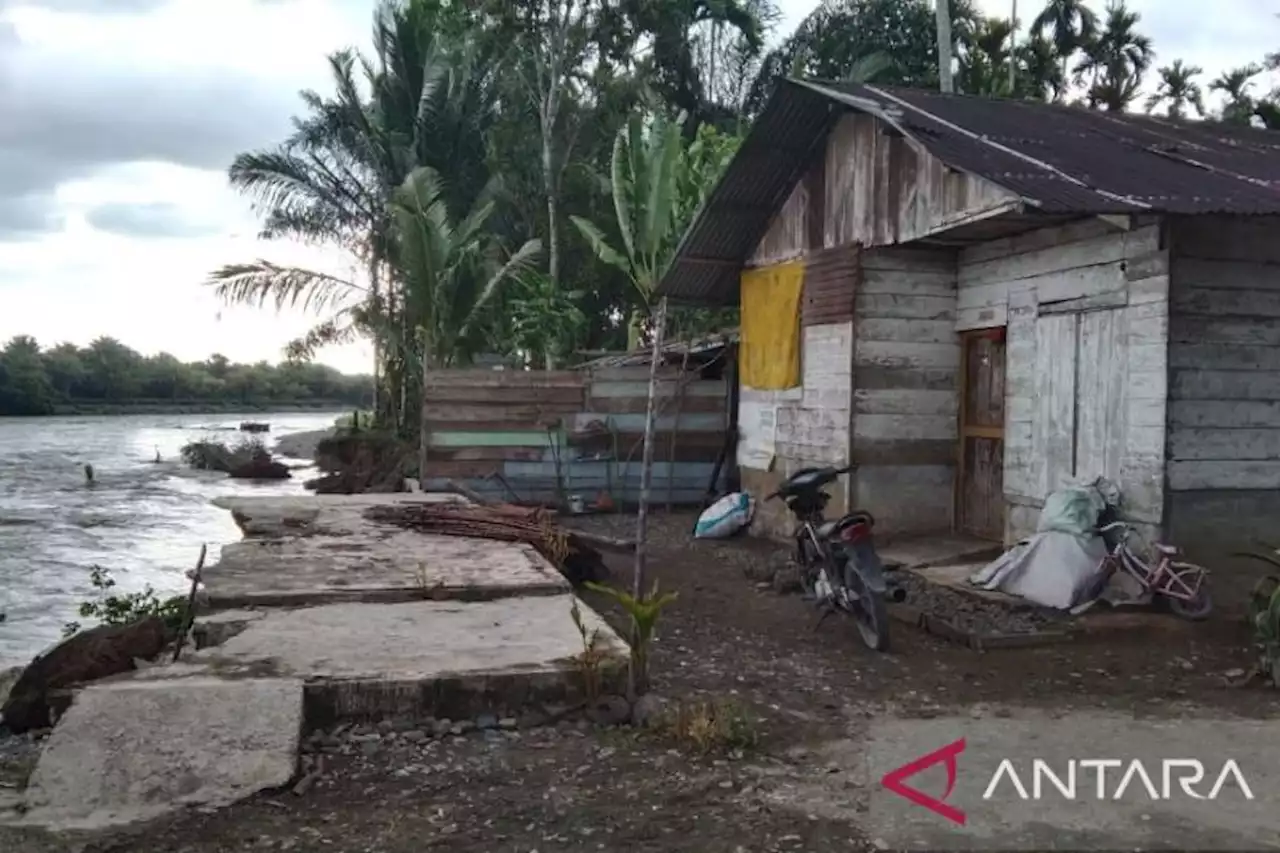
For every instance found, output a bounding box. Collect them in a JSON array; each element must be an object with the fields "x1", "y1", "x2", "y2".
[{"x1": 1097, "y1": 520, "x2": 1212, "y2": 620}]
